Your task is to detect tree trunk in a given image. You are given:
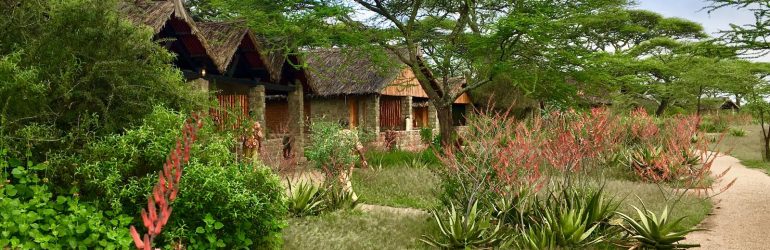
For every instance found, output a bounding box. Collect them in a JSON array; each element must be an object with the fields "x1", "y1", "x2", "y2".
[
  {"x1": 696, "y1": 85, "x2": 704, "y2": 116},
  {"x1": 761, "y1": 111, "x2": 770, "y2": 162},
  {"x1": 655, "y1": 98, "x2": 670, "y2": 116},
  {"x1": 436, "y1": 104, "x2": 455, "y2": 147},
  {"x1": 764, "y1": 137, "x2": 770, "y2": 162}
]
